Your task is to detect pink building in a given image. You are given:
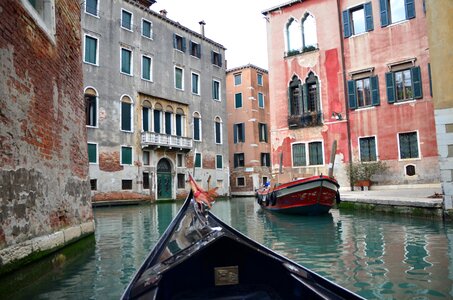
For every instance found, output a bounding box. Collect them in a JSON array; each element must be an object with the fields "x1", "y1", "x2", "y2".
[
  {"x1": 226, "y1": 65, "x2": 272, "y2": 195},
  {"x1": 263, "y1": 0, "x2": 439, "y2": 188}
]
